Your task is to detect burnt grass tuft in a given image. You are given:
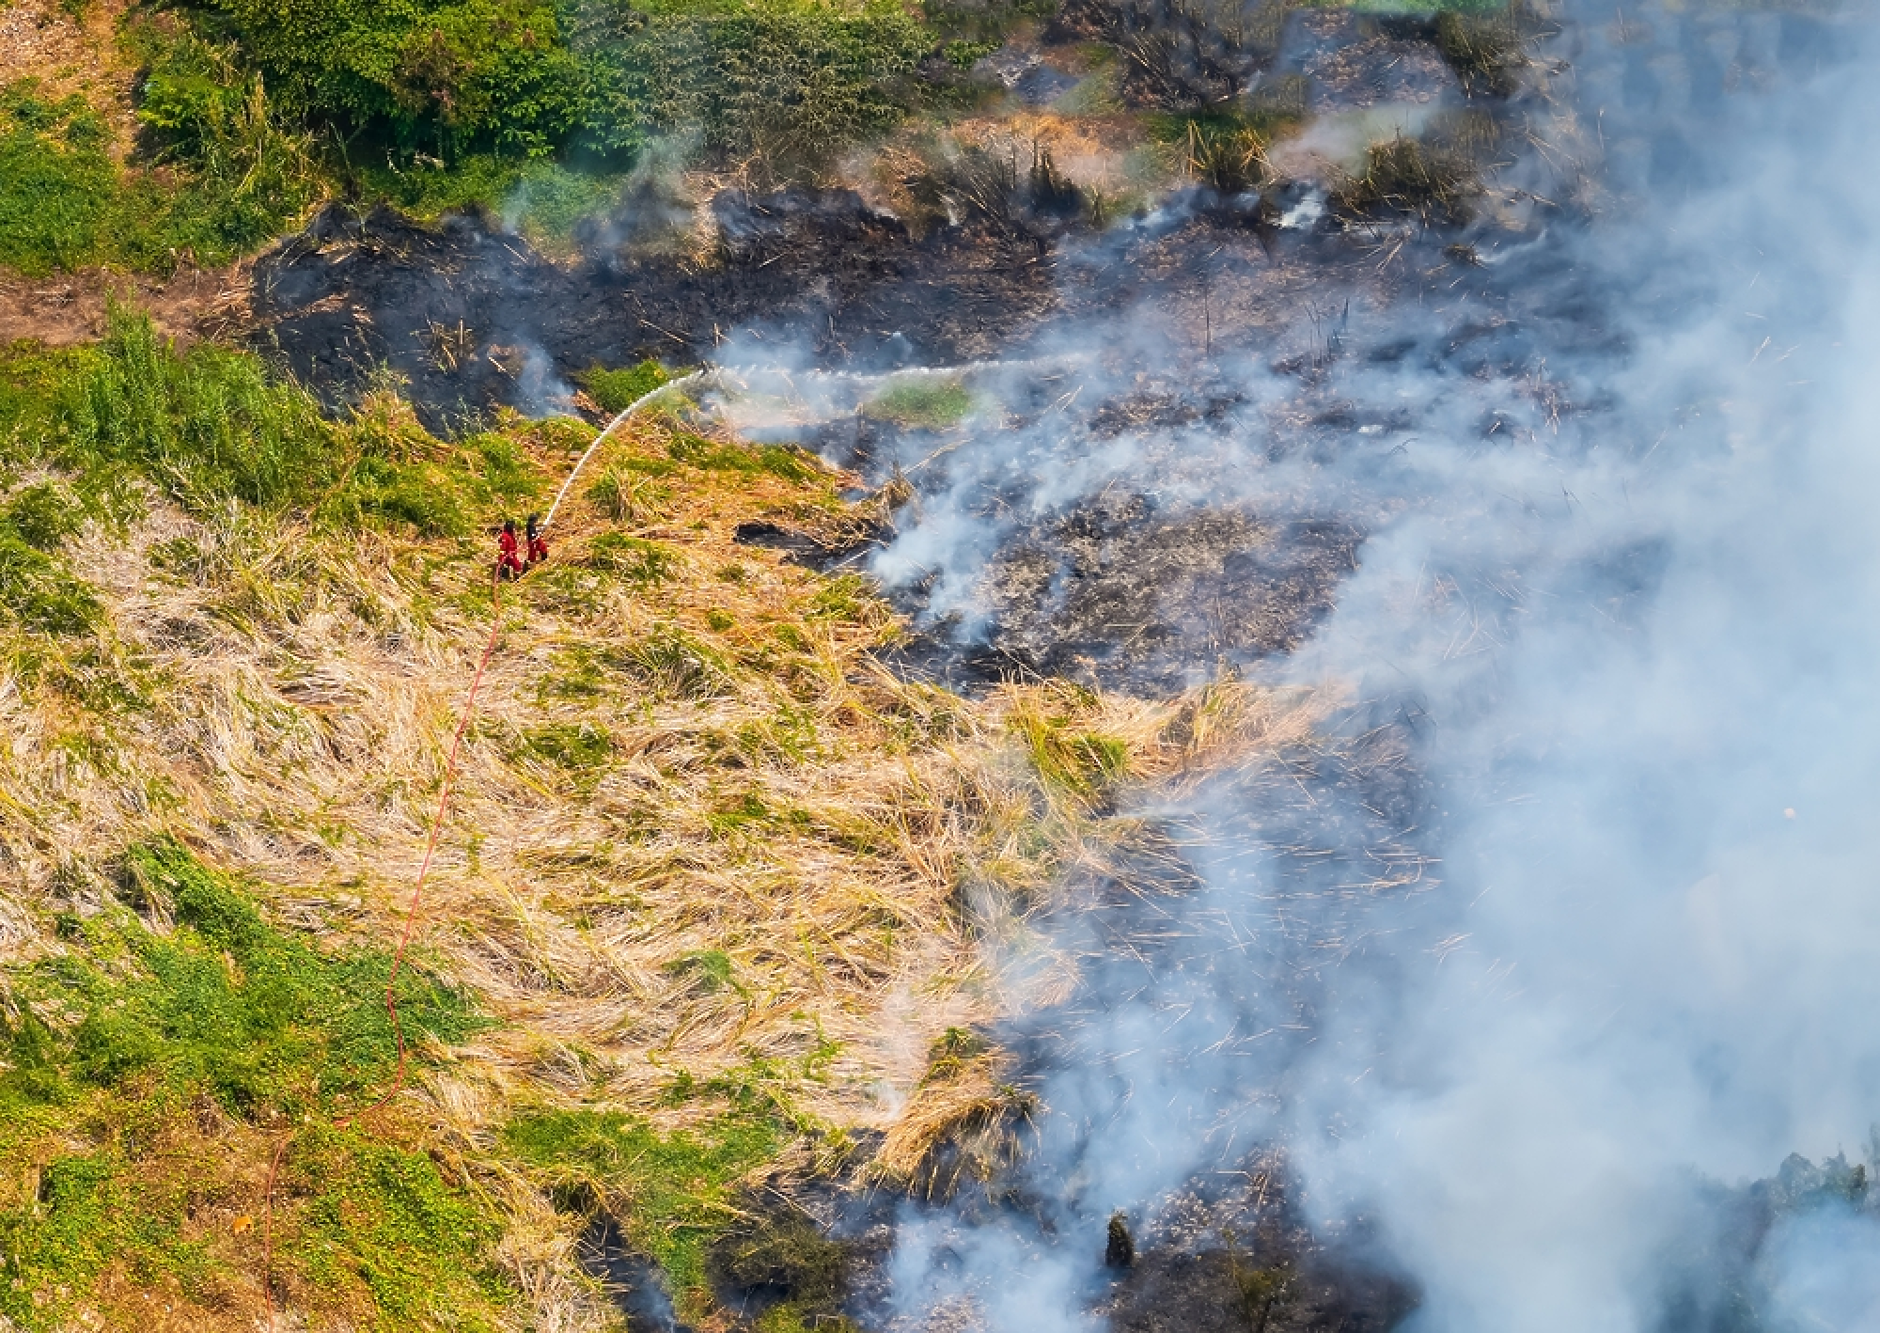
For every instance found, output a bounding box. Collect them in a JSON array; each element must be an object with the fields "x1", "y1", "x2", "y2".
[
  {"x1": 1334, "y1": 134, "x2": 1480, "y2": 227},
  {"x1": 1099, "y1": 1175, "x2": 1418, "y2": 1333},
  {"x1": 710, "y1": 1198, "x2": 851, "y2": 1318},
  {"x1": 1435, "y1": 8, "x2": 1528, "y2": 99}
]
